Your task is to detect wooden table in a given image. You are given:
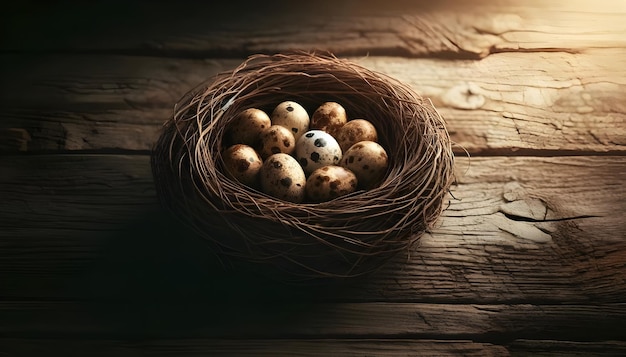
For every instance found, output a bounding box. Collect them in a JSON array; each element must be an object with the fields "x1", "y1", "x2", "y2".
[{"x1": 2, "y1": 1, "x2": 625, "y2": 355}]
